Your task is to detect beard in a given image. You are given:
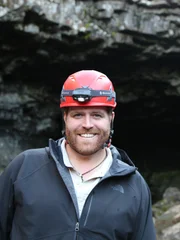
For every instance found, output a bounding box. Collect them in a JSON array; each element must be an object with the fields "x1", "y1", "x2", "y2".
[{"x1": 65, "y1": 127, "x2": 110, "y2": 156}]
